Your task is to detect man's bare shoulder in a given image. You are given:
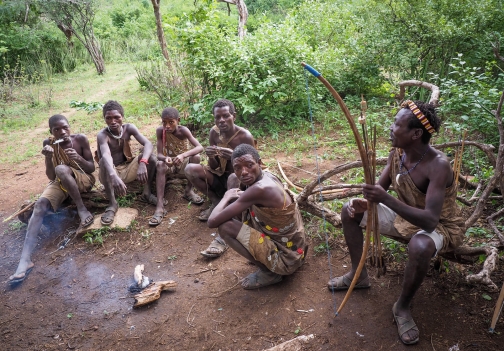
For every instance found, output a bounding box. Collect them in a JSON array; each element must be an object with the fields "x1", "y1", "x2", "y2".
[
  {"x1": 177, "y1": 126, "x2": 193, "y2": 138},
  {"x1": 73, "y1": 133, "x2": 90, "y2": 142},
  {"x1": 97, "y1": 128, "x2": 108, "y2": 139}
]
